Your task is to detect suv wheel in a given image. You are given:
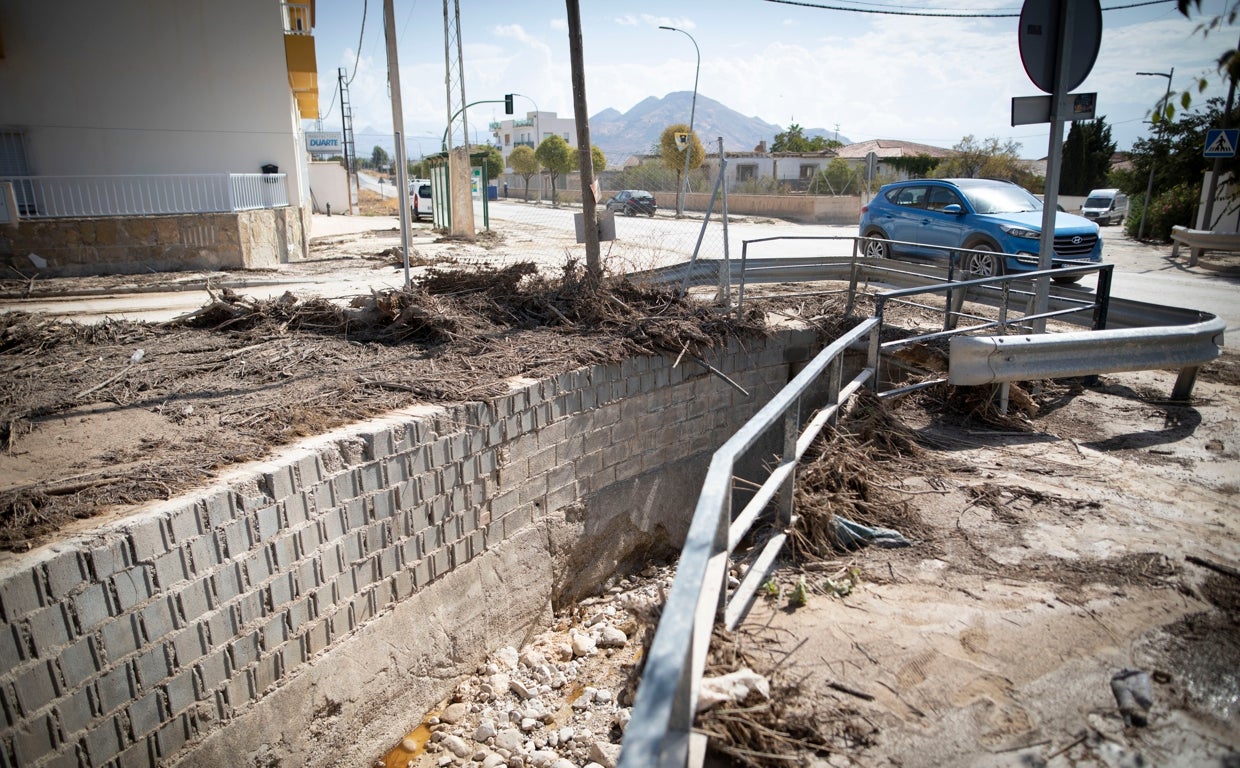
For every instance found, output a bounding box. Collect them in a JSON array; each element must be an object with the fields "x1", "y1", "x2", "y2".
[
  {"x1": 960, "y1": 241, "x2": 1003, "y2": 277},
  {"x1": 861, "y1": 231, "x2": 891, "y2": 258}
]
